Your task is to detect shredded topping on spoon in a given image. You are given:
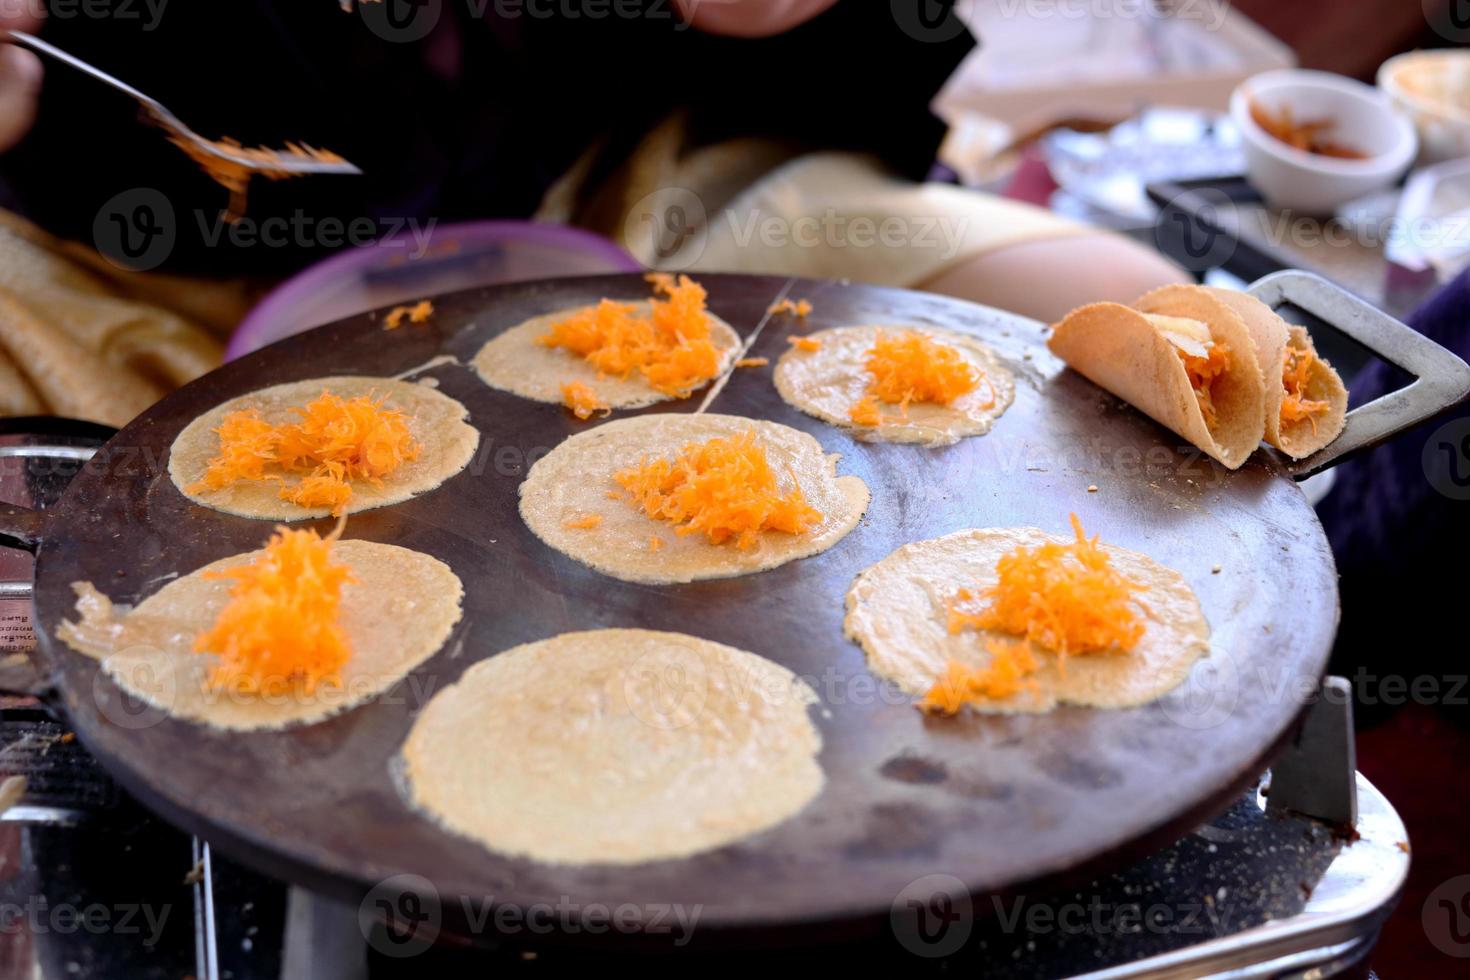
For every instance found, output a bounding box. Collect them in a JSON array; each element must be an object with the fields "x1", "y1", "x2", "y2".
[
  {"x1": 613, "y1": 429, "x2": 822, "y2": 549},
  {"x1": 189, "y1": 391, "x2": 420, "y2": 515},
  {"x1": 538, "y1": 274, "x2": 723, "y2": 396},
  {"x1": 193, "y1": 523, "x2": 354, "y2": 695}
]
